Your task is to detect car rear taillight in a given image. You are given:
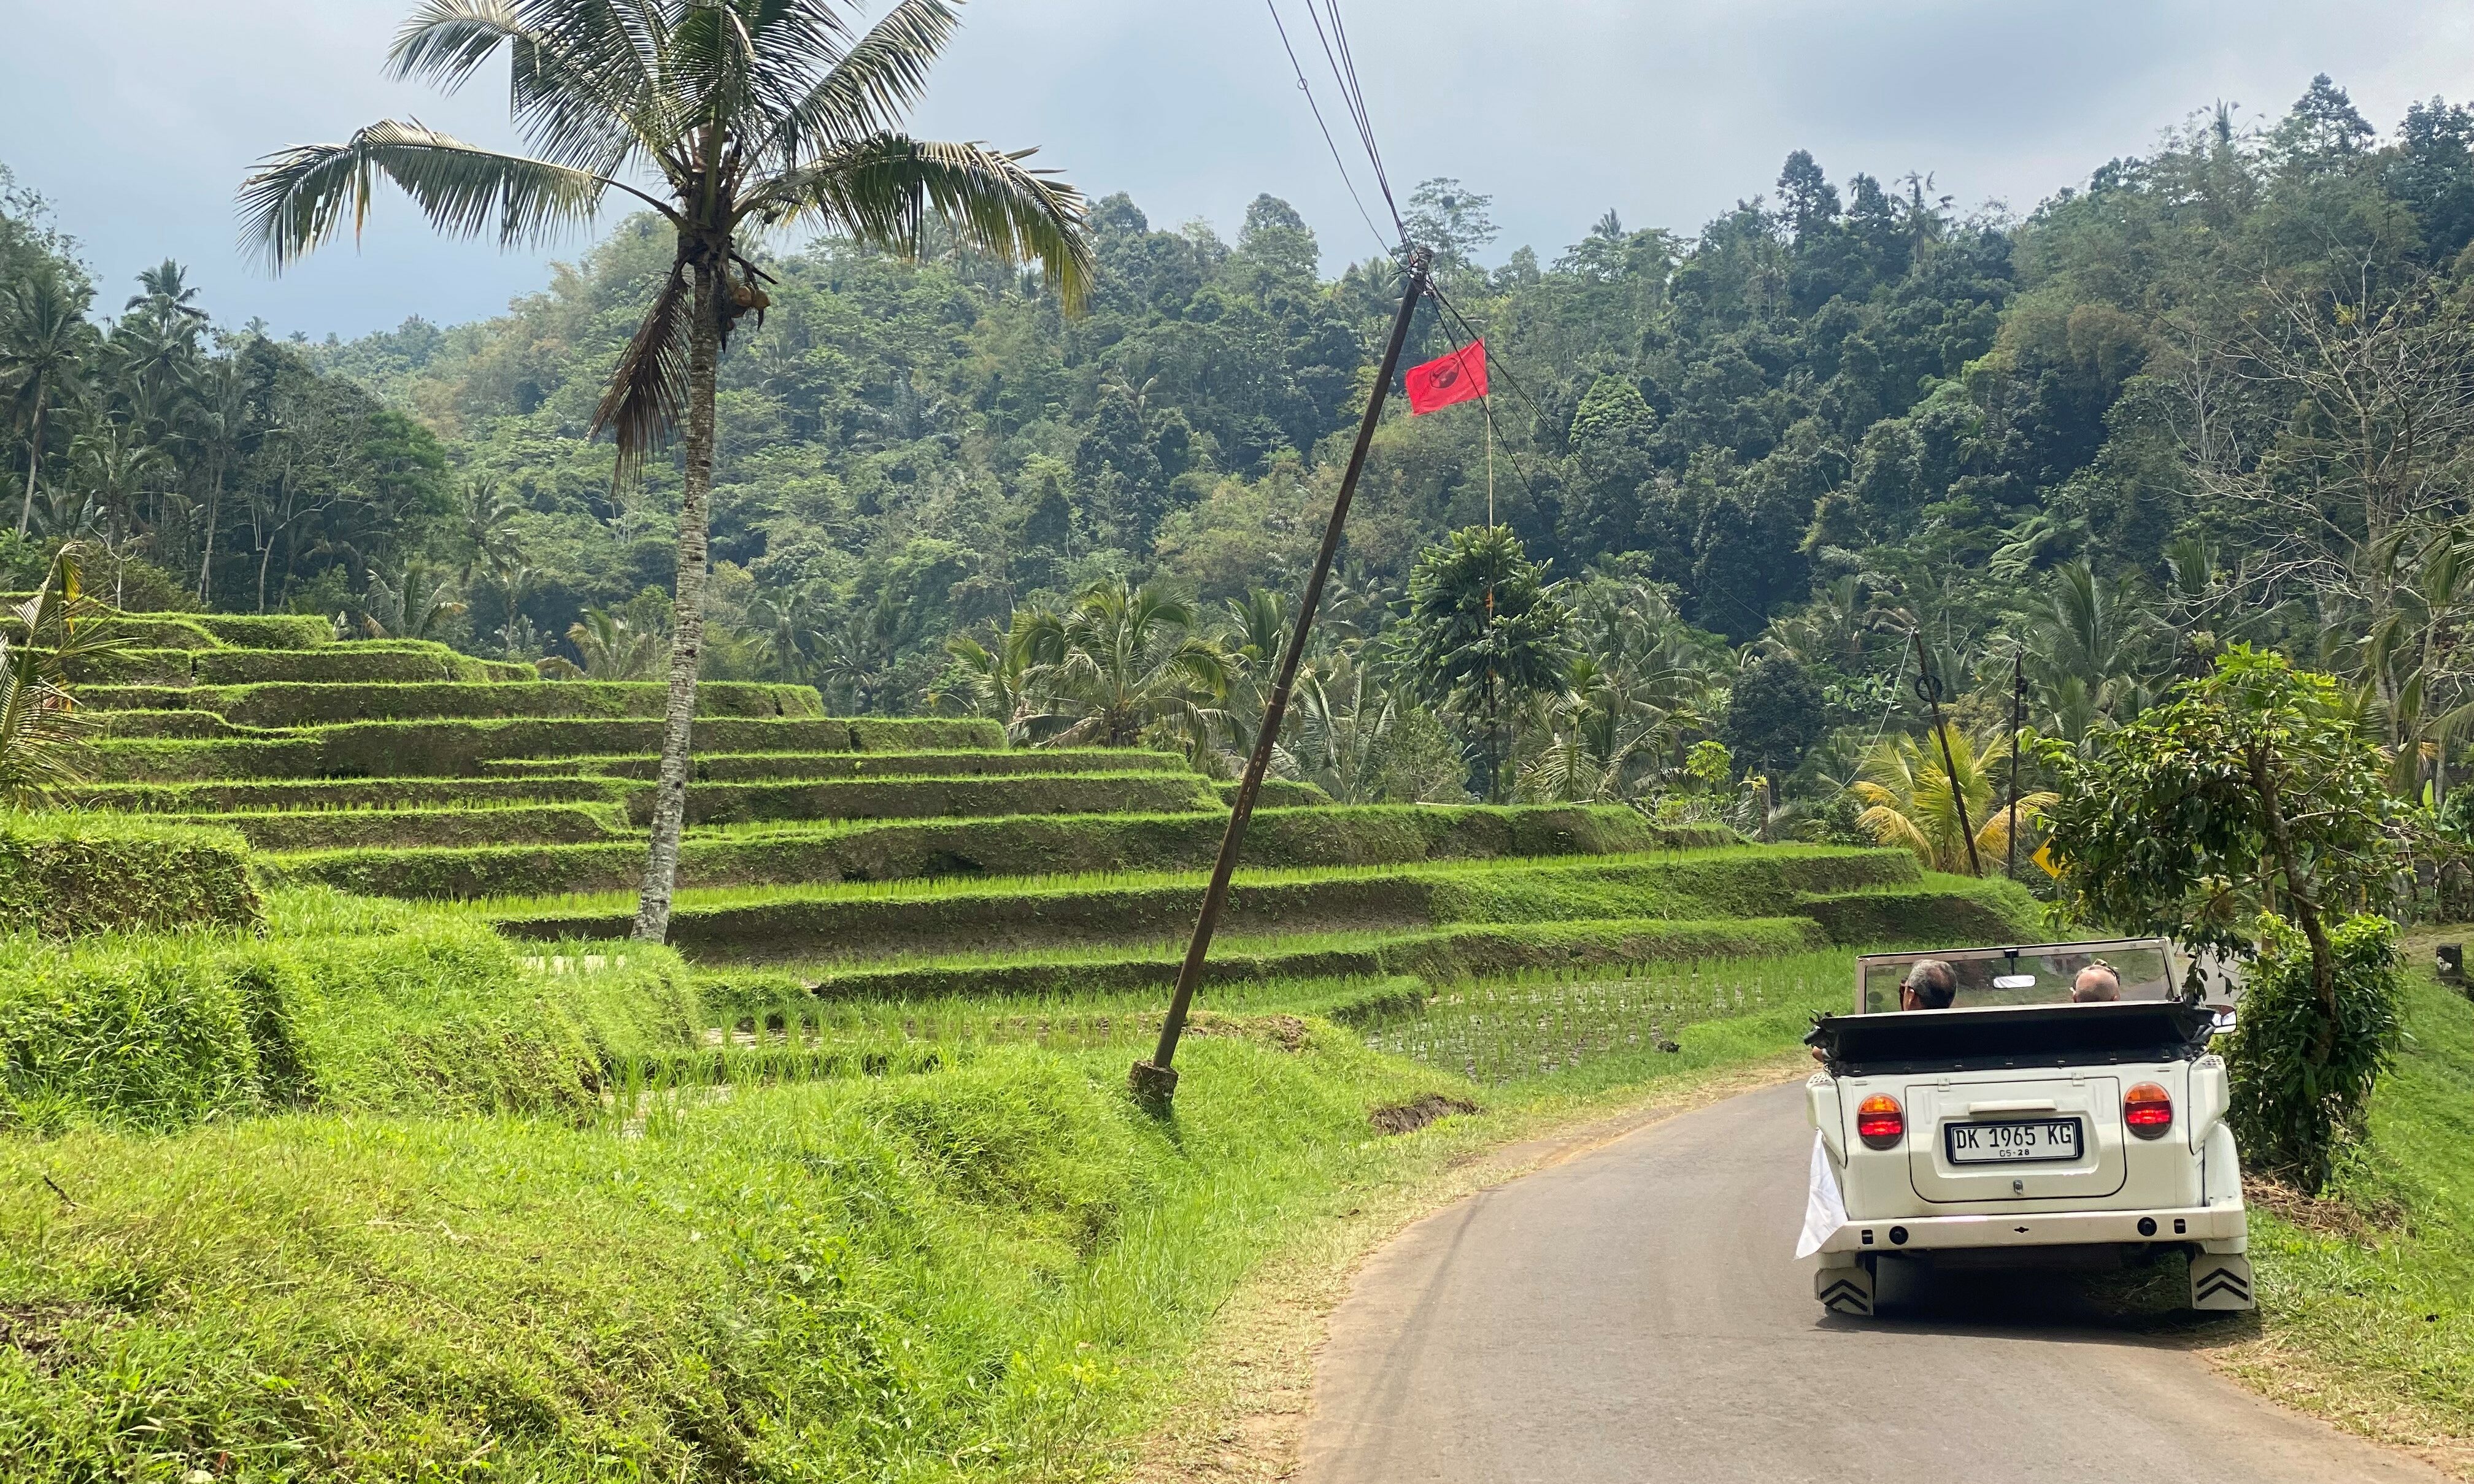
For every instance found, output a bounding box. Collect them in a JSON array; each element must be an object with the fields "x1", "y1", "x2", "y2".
[
  {"x1": 2125, "y1": 1082, "x2": 2174, "y2": 1139},
  {"x1": 1856, "y1": 1093, "x2": 1905, "y2": 1150}
]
